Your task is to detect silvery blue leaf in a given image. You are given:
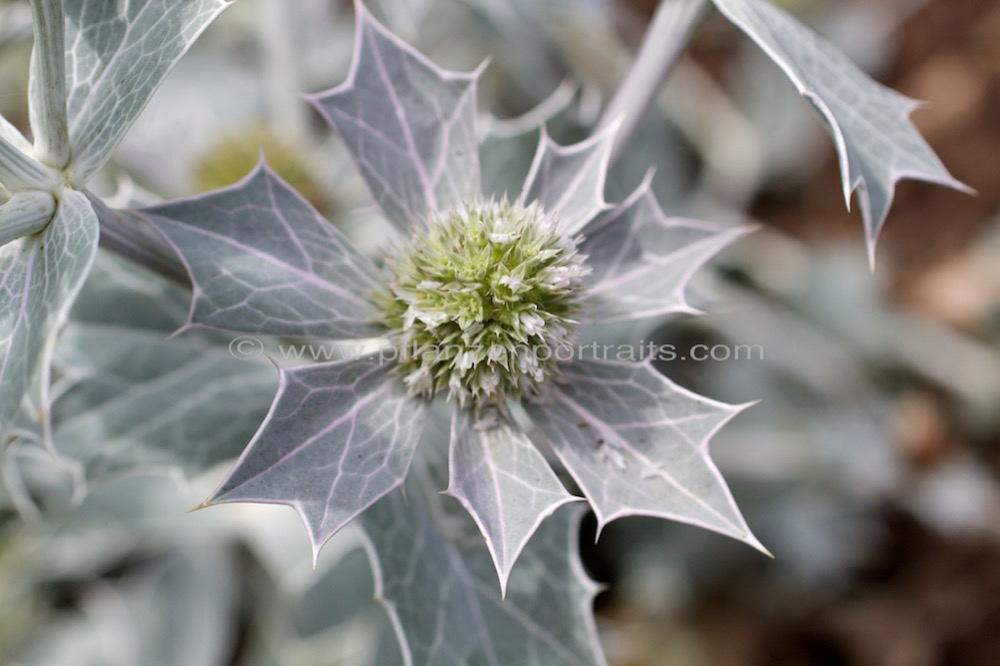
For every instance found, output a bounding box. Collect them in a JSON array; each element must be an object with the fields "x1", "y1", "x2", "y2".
[
  {"x1": 308, "y1": 2, "x2": 481, "y2": 229},
  {"x1": 0, "y1": 189, "x2": 98, "y2": 439},
  {"x1": 525, "y1": 359, "x2": 766, "y2": 552},
  {"x1": 67, "y1": 252, "x2": 191, "y2": 334},
  {"x1": 53, "y1": 324, "x2": 276, "y2": 481},
  {"x1": 581, "y1": 175, "x2": 751, "y2": 322},
  {"x1": 206, "y1": 357, "x2": 428, "y2": 563},
  {"x1": 521, "y1": 125, "x2": 617, "y2": 235},
  {"x1": 17, "y1": 547, "x2": 236, "y2": 666},
  {"x1": 64, "y1": 0, "x2": 235, "y2": 184},
  {"x1": 362, "y1": 473, "x2": 605, "y2": 666},
  {"x1": 445, "y1": 408, "x2": 579, "y2": 596},
  {"x1": 138, "y1": 163, "x2": 385, "y2": 340},
  {"x1": 712, "y1": 0, "x2": 970, "y2": 263}
]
